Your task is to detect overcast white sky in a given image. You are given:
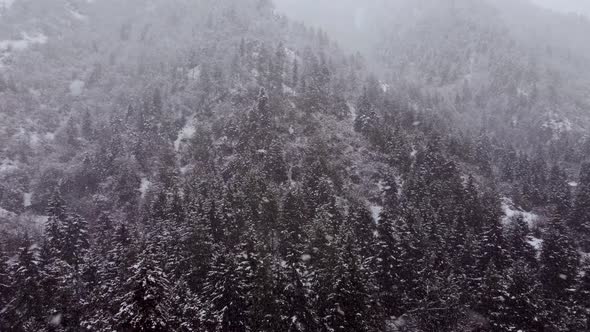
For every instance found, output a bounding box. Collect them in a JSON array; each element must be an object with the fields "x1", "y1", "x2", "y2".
[
  {"x1": 530, "y1": 0, "x2": 590, "y2": 16},
  {"x1": 275, "y1": 0, "x2": 590, "y2": 18}
]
